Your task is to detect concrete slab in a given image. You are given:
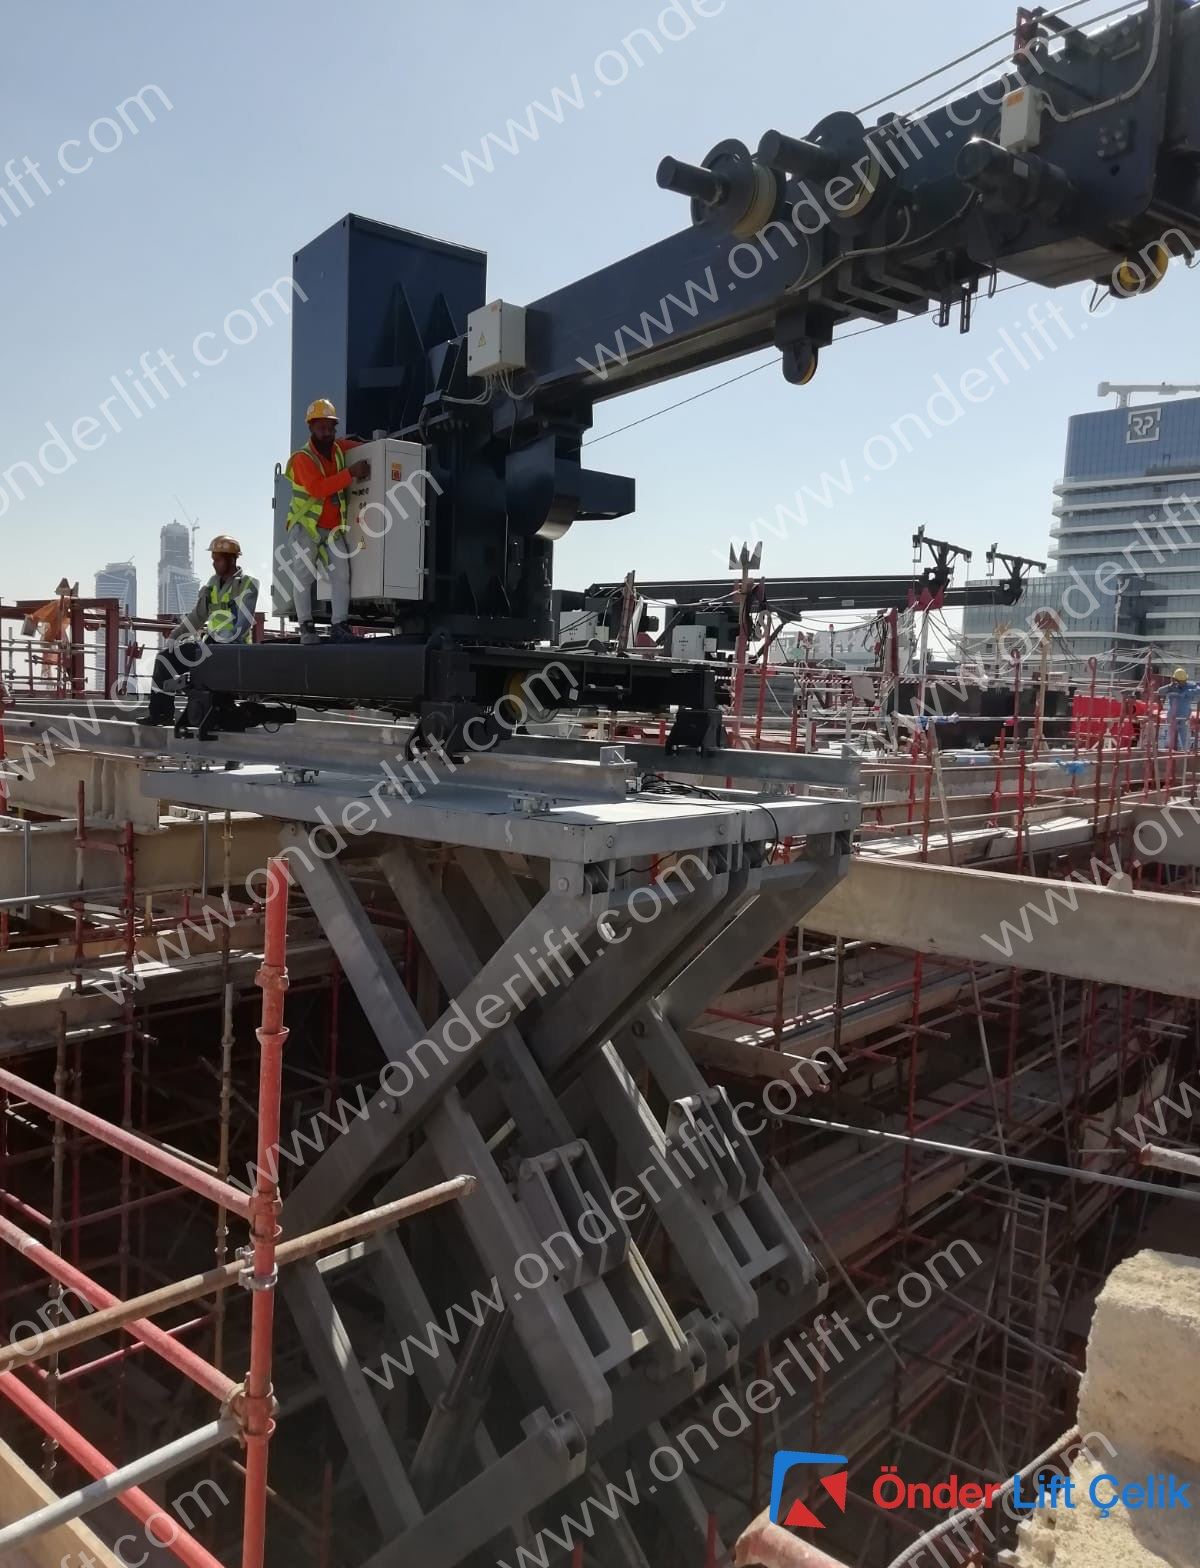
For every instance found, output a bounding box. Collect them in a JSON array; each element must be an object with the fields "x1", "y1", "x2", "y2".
[{"x1": 807, "y1": 856, "x2": 1200, "y2": 999}]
